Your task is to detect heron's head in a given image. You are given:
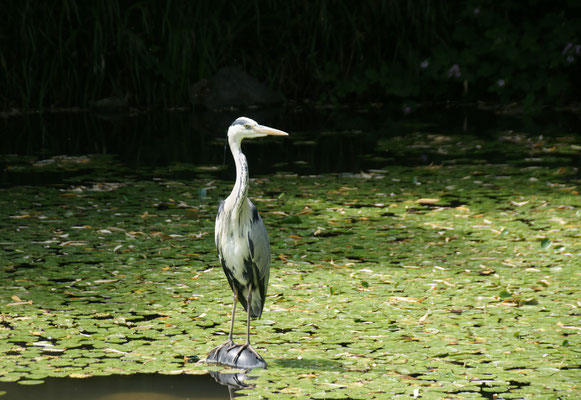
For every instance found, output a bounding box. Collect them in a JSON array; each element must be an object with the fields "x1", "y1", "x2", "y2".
[{"x1": 227, "y1": 117, "x2": 288, "y2": 142}]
